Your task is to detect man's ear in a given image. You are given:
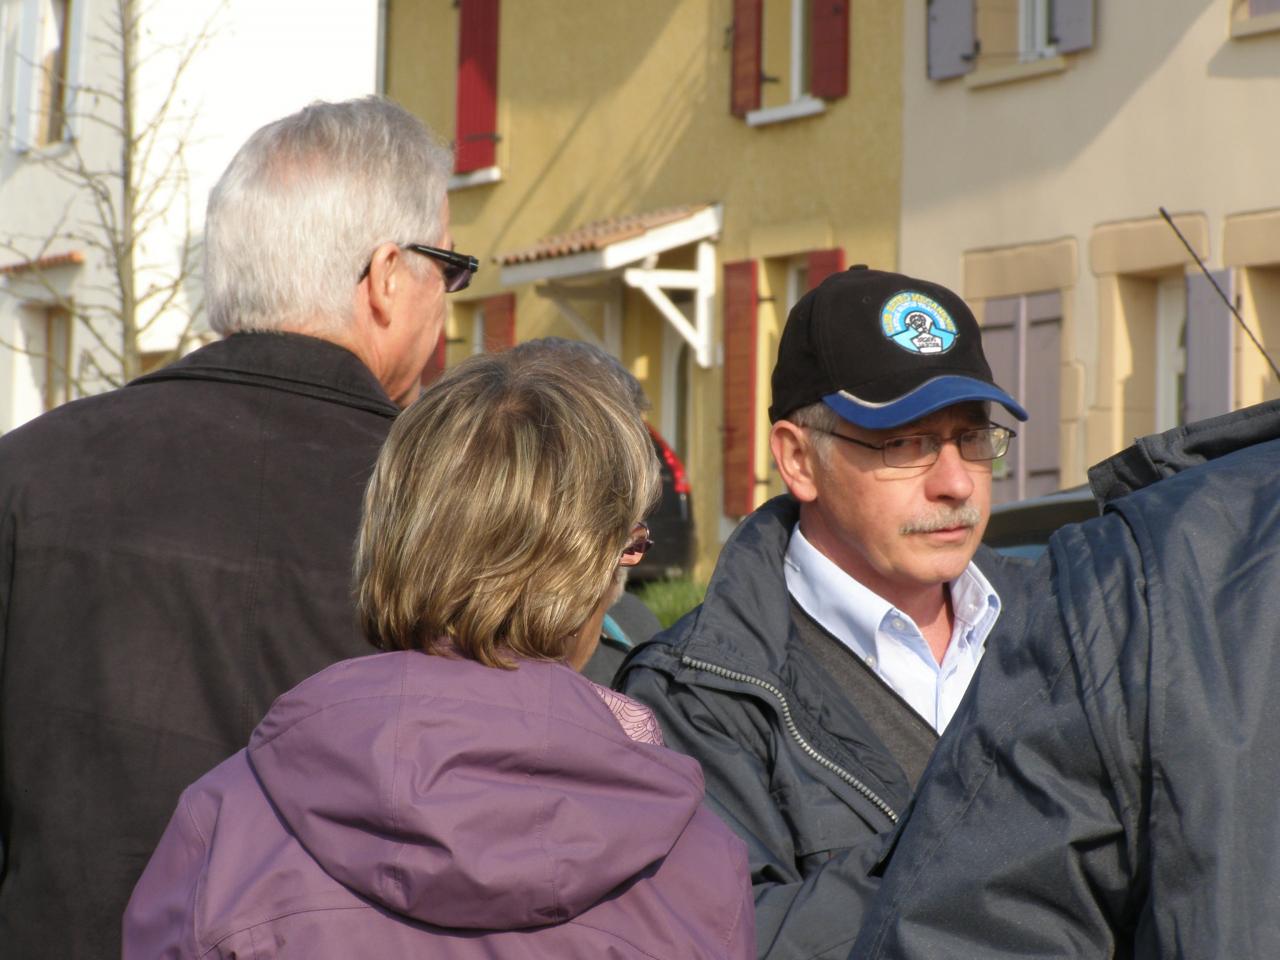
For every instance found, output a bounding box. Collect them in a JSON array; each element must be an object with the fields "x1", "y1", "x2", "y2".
[
  {"x1": 364, "y1": 243, "x2": 403, "y2": 330},
  {"x1": 770, "y1": 420, "x2": 821, "y2": 503}
]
